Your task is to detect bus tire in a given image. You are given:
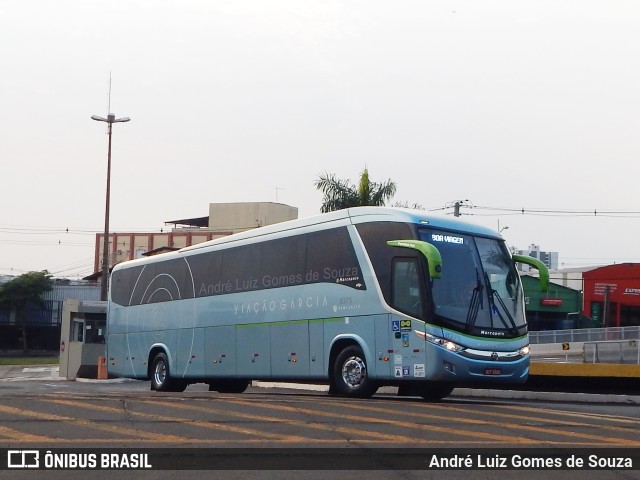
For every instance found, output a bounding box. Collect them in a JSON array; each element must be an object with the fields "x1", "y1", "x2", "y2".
[
  {"x1": 150, "y1": 352, "x2": 186, "y2": 392},
  {"x1": 416, "y1": 382, "x2": 454, "y2": 401},
  {"x1": 331, "y1": 345, "x2": 378, "y2": 398},
  {"x1": 208, "y1": 380, "x2": 250, "y2": 393}
]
